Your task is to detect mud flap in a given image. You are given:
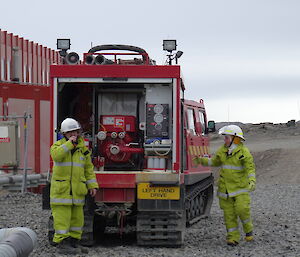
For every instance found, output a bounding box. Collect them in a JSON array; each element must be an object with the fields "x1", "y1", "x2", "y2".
[
  {"x1": 81, "y1": 194, "x2": 96, "y2": 246},
  {"x1": 93, "y1": 214, "x2": 107, "y2": 243},
  {"x1": 42, "y1": 182, "x2": 51, "y2": 210},
  {"x1": 48, "y1": 215, "x2": 55, "y2": 245}
]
